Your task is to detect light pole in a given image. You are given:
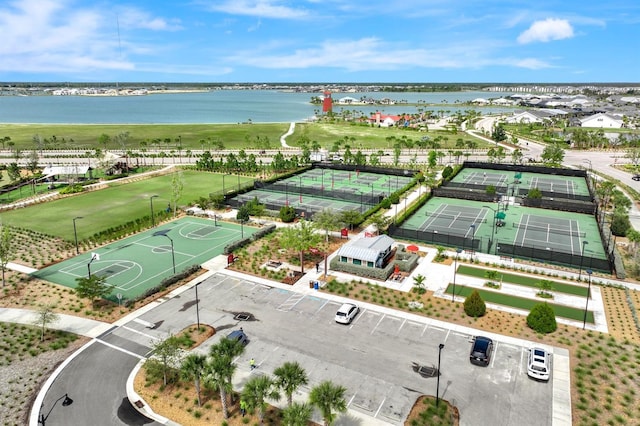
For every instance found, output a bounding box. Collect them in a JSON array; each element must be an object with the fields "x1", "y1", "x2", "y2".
[
  {"x1": 369, "y1": 183, "x2": 374, "y2": 207},
  {"x1": 195, "y1": 281, "x2": 201, "y2": 329},
  {"x1": 153, "y1": 229, "x2": 176, "y2": 274},
  {"x1": 38, "y1": 393, "x2": 73, "y2": 425},
  {"x1": 87, "y1": 252, "x2": 99, "y2": 278},
  {"x1": 582, "y1": 269, "x2": 593, "y2": 330},
  {"x1": 299, "y1": 175, "x2": 303, "y2": 203},
  {"x1": 468, "y1": 224, "x2": 476, "y2": 260},
  {"x1": 436, "y1": 343, "x2": 445, "y2": 407},
  {"x1": 452, "y1": 248, "x2": 462, "y2": 302},
  {"x1": 578, "y1": 241, "x2": 589, "y2": 281},
  {"x1": 482, "y1": 205, "x2": 497, "y2": 236},
  {"x1": 73, "y1": 216, "x2": 83, "y2": 255},
  {"x1": 150, "y1": 195, "x2": 158, "y2": 227}
]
